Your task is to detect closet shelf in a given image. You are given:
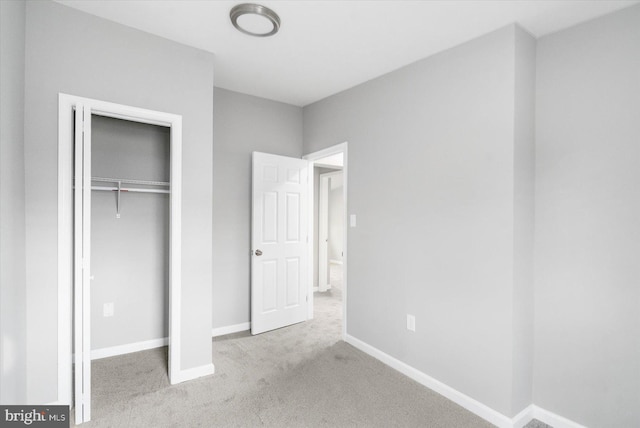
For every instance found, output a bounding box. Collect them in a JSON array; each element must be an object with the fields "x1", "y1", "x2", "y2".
[
  {"x1": 91, "y1": 176, "x2": 170, "y2": 193},
  {"x1": 90, "y1": 177, "x2": 170, "y2": 218},
  {"x1": 91, "y1": 186, "x2": 169, "y2": 194},
  {"x1": 92, "y1": 177, "x2": 170, "y2": 187}
]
